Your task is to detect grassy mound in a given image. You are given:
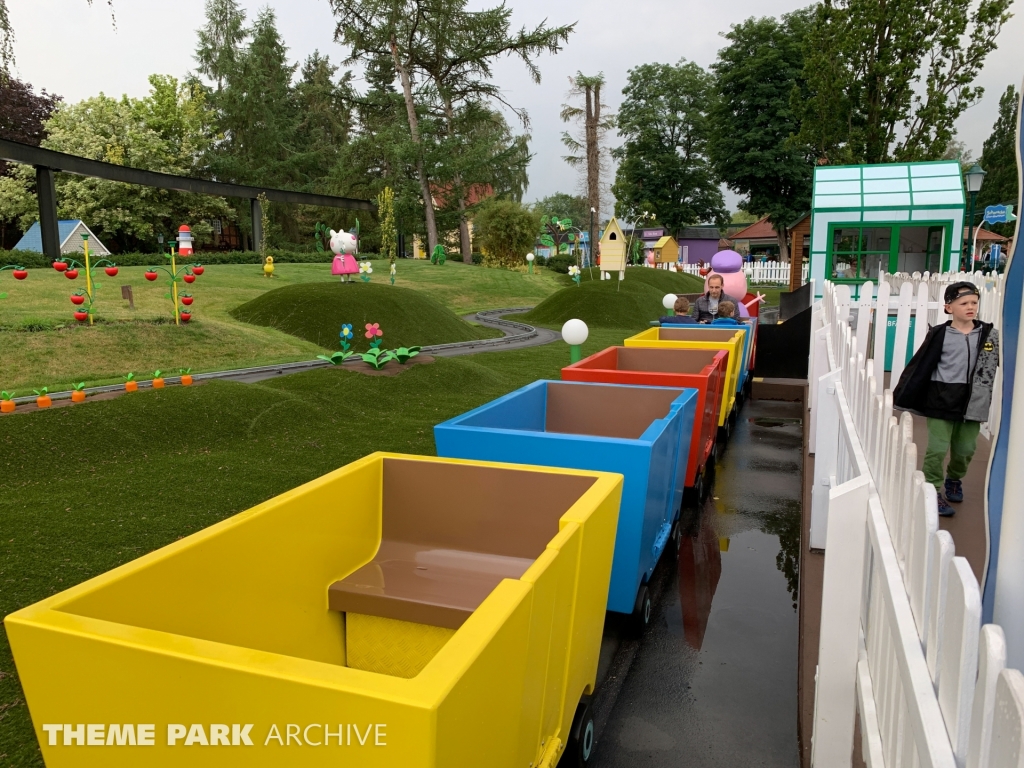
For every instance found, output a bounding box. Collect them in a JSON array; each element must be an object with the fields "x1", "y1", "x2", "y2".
[
  {"x1": 230, "y1": 282, "x2": 497, "y2": 350},
  {"x1": 613, "y1": 266, "x2": 705, "y2": 293},
  {"x1": 521, "y1": 278, "x2": 668, "y2": 330}
]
